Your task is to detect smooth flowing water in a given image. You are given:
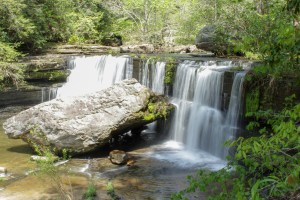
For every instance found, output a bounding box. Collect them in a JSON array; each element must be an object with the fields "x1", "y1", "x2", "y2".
[
  {"x1": 169, "y1": 61, "x2": 245, "y2": 159},
  {"x1": 139, "y1": 58, "x2": 166, "y2": 94},
  {"x1": 56, "y1": 55, "x2": 133, "y2": 97}
]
